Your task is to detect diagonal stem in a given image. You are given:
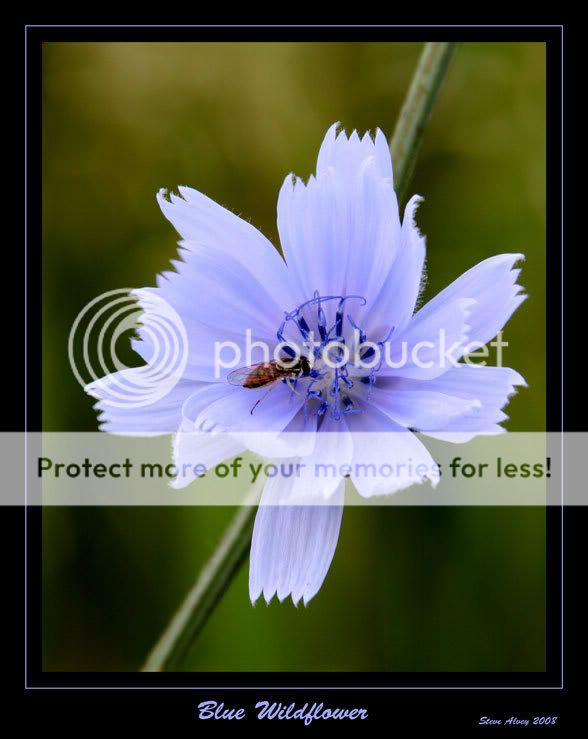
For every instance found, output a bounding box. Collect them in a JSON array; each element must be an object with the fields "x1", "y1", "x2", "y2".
[
  {"x1": 142, "y1": 487, "x2": 260, "y2": 672},
  {"x1": 390, "y1": 42, "x2": 456, "y2": 205},
  {"x1": 141, "y1": 40, "x2": 455, "y2": 673}
]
